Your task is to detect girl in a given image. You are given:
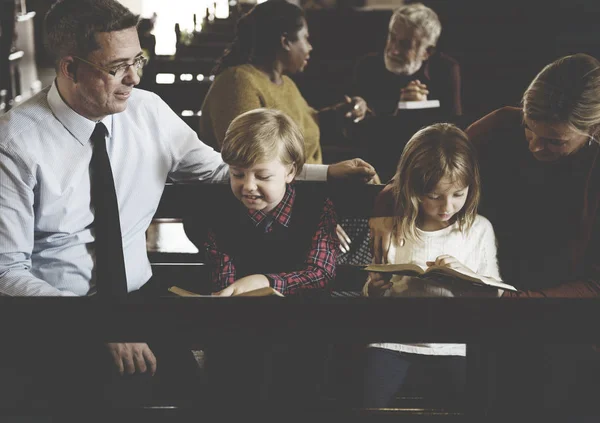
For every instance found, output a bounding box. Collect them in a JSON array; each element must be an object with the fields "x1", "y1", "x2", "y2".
[{"x1": 362, "y1": 123, "x2": 502, "y2": 408}]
